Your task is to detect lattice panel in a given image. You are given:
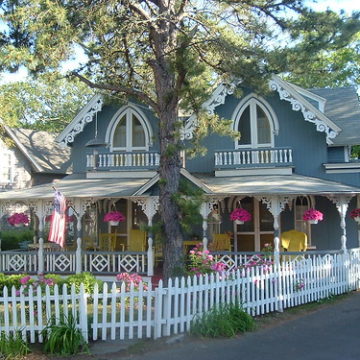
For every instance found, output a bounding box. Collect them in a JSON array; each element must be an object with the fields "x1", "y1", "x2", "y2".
[
  {"x1": 216, "y1": 255, "x2": 236, "y2": 271},
  {"x1": 119, "y1": 255, "x2": 139, "y2": 273},
  {"x1": 9, "y1": 254, "x2": 26, "y2": 272},
  {"x1": 91, "y1": 255, "x2": 109, "y2": 272},
  {"x1": 54, "y1": 254, "x2": 72, "y2": 272}
]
